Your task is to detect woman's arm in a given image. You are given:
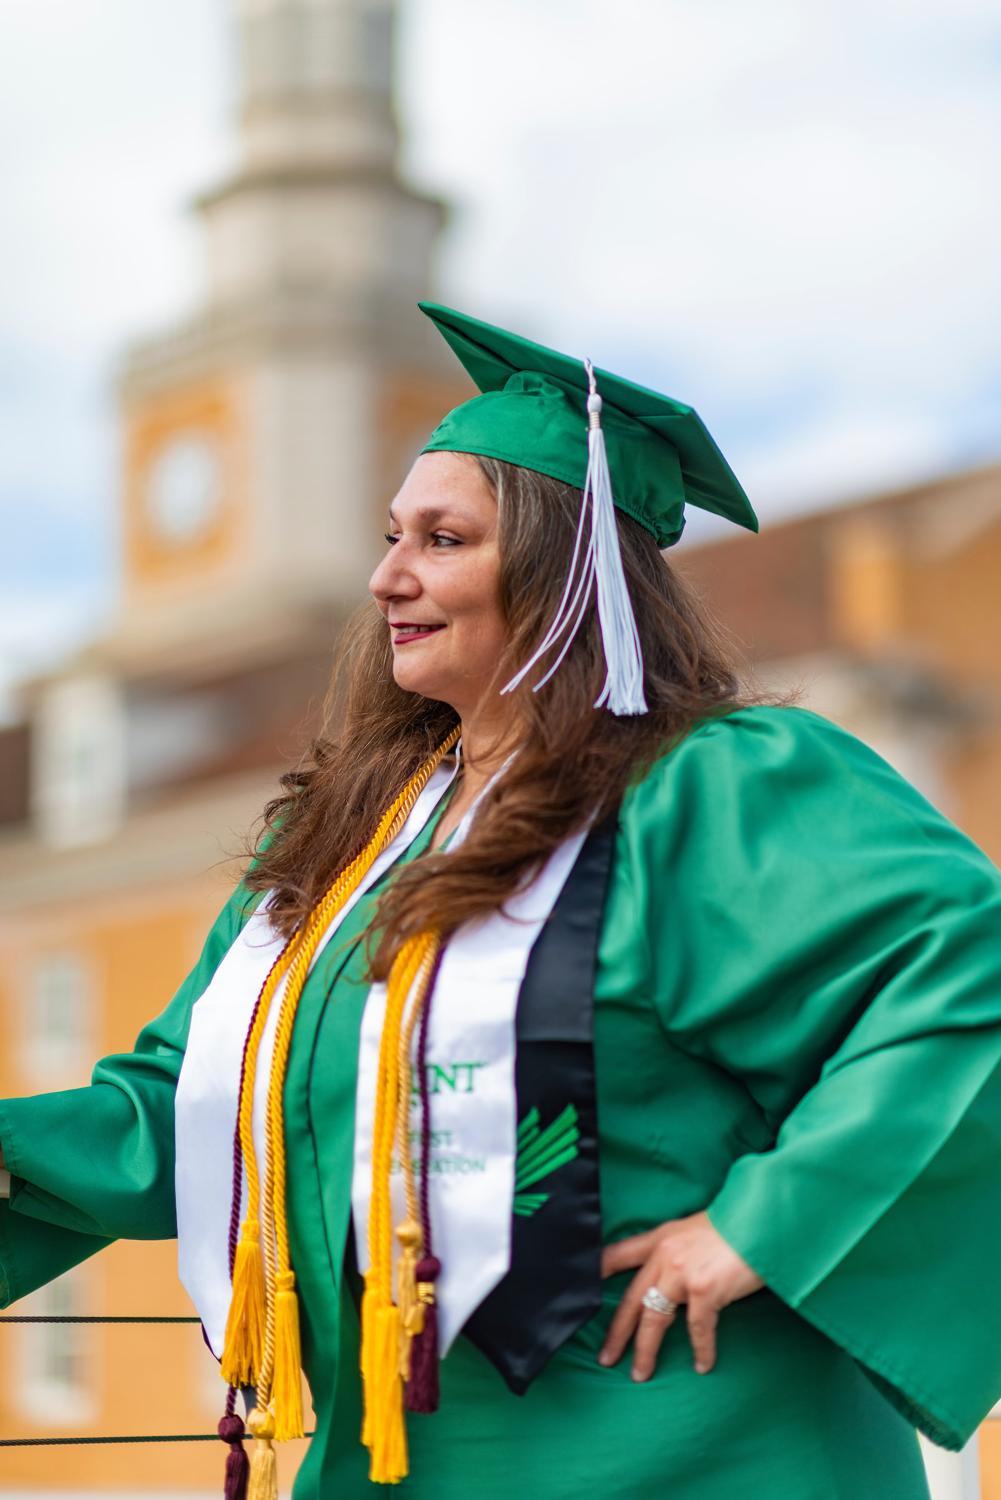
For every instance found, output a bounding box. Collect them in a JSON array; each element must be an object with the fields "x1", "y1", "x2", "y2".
[
  {"x1": 0, "y1": 879, "x2": 262, "y2": 1302},
  {"x1": 628, "y1": 704, "x2": 1001, "y2": 1449}
]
